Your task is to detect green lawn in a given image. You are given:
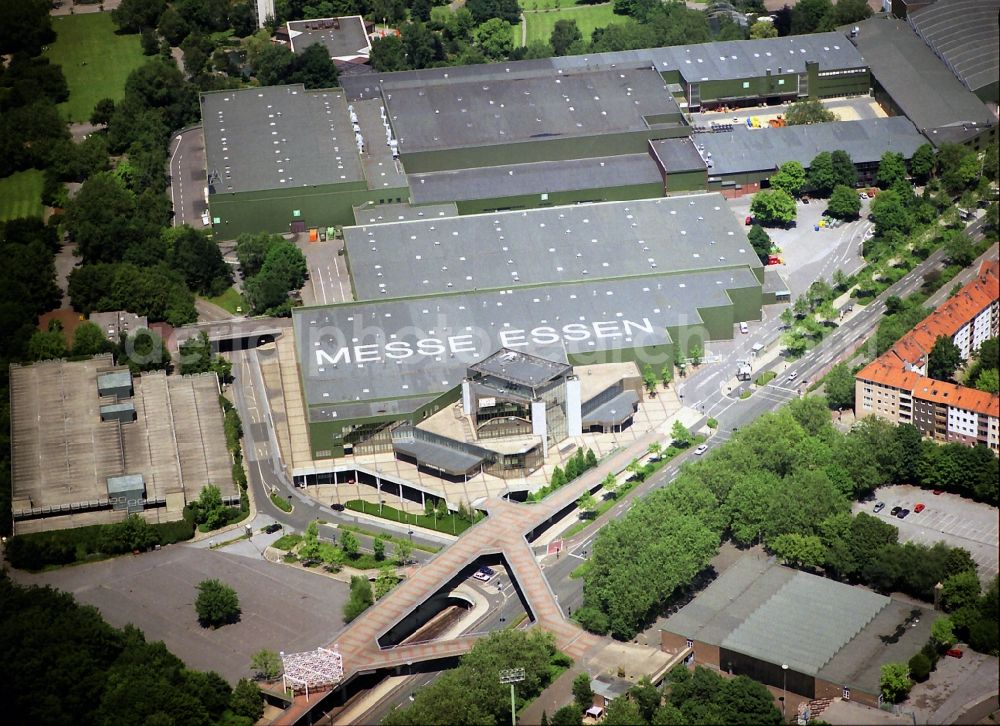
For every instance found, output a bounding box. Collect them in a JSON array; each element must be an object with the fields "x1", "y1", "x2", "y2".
[
  {"x1": 524, "y1": 3, "x2": 617, "y2": 45},
  {"x1": 204, "y1": 287, "x2": 245, "y2": 315},
  {"x1": 0, "y1": 170, "x2": 45, "y2": 221},
  {"x1": 45, "y1": 14, "x2": 146, "y2": 122}
]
